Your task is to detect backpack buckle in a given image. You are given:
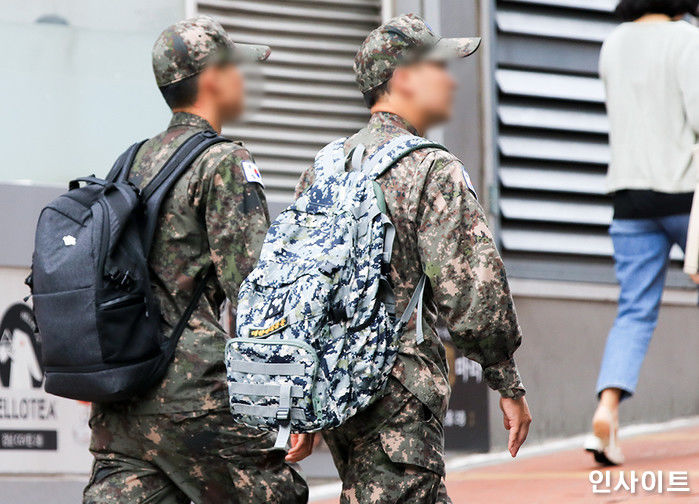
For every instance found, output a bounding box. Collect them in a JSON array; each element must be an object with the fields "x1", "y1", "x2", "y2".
[
  {"x1": 318, "y1": 261, "x2": 337, "y2": 277},
  {"x1": 126, "y1": 181, "x2": 141, "y2": 198},
  {"x1": 106, "y1": 269, "x2": 134, "y2": 291},
  {"x1": 119, "y1": 271, "x2": 134, "y2": 289},
  {"x1": 276, "y1": 407, "x2": 291, "y2": 422},
  {"x1": 331, "y1": 303, "x2": 347, "y2": 322}
]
